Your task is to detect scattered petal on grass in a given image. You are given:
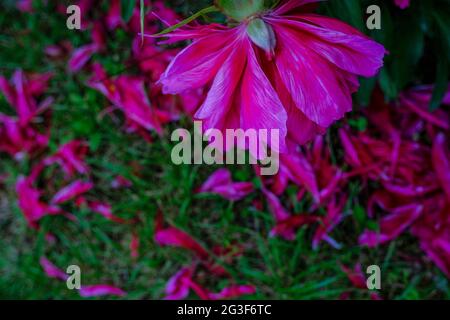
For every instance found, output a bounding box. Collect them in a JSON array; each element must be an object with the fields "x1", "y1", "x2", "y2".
[
  {"x1": 79, "y1": 285, "x2": 126, "y2": 298},
  {"x1": 208, "y1": 285, "x2": 256, "y2": 300},
  {"x1": 198, "y1": 168, "x2": 254, "y2": 201},
  {"x1": 40, "y1": 257, "x2": 68, "y2": 281},
  {"x1": 51, "y1": 180, "x2": 94, "y2": 205},
  {"x1": 359, "y1": 204, "x2": 423, "y2": 247}
]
